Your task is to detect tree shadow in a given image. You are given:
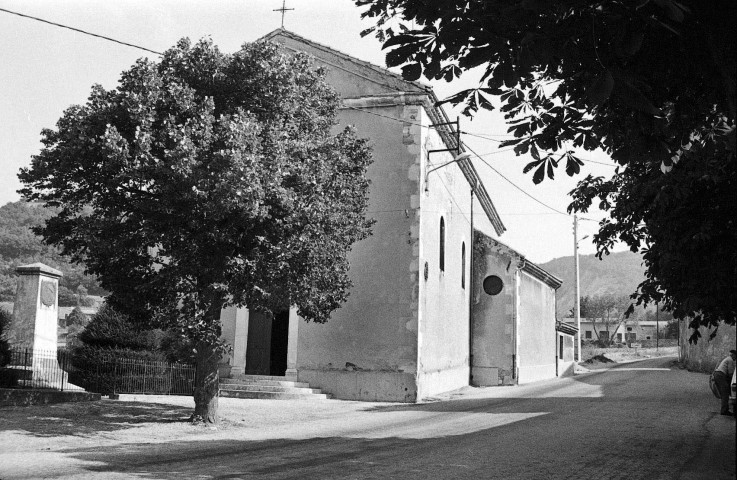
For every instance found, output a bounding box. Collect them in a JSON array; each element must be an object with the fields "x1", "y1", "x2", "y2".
[
  {"x1": 3, "y1": 358, "x2": 727, "y2": 479},
  {"x1": 0, "y1": 400, "x2": 193, "y2": 437}
]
